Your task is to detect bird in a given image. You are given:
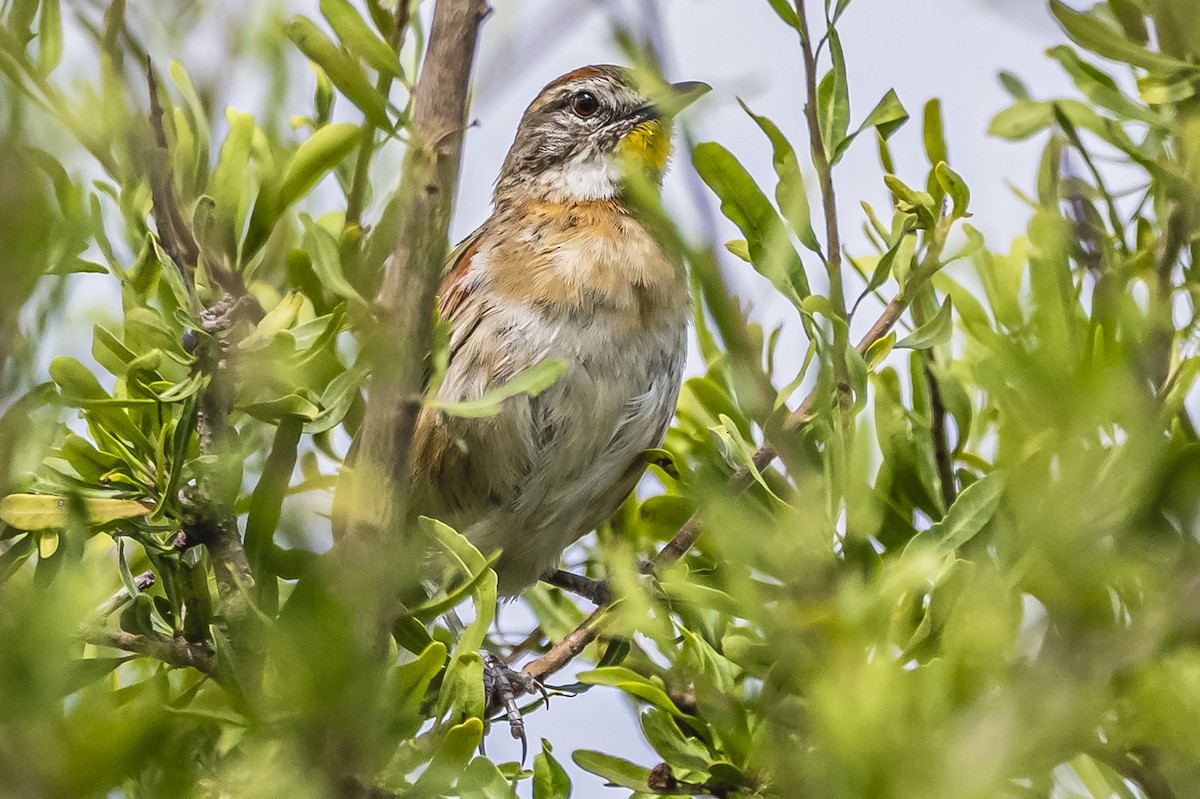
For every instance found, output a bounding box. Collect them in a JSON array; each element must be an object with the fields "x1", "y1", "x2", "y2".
[
  {"x1": 405, "y1": 65, "x2": 708, "y2": 599},
  {"x1": 326, "y1": 64, "x2": 708, "y2": 751}
]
